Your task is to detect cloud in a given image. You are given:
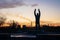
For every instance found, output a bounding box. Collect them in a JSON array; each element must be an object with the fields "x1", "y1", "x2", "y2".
[
  {"x1": 31, "y1": 4, "x2": 38, "y2": 7},
  {"x1": 0, "y1": 0, "x2": 25, "y2": 9},
  {"x1": 0, "y1": 0, "x2": 38, "y2": 9}
]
